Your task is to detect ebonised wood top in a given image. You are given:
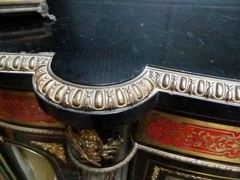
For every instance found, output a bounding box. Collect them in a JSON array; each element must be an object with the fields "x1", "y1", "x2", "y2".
[{"x1": 1, "y1": 0, "x2": 240, "y2": 86}]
